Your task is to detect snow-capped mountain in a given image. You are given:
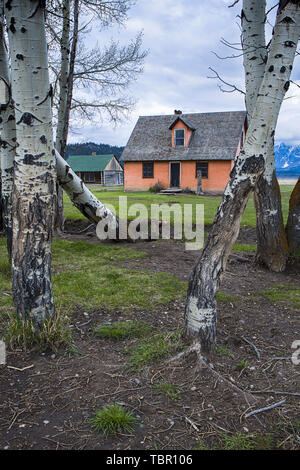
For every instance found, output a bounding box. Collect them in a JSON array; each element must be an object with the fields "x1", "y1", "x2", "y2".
[{"x1": 275, "y1": 143, "x2": 300, "y2": 178}]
